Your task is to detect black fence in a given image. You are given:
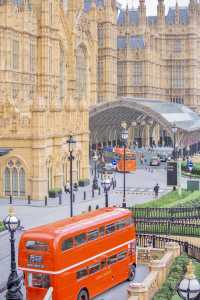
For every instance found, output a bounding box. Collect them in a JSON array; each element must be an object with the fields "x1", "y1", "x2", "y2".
[
  {"x1": 137, "y1": 234, "x2": 200, "y2": 262},
  {"x1": 136, "y1": 220, "x2": 200, "y2": 237},
  {"x1": 131, "y1": 207, "x2": 200, "y2": 219},
  {"x1": 131, "y1": 207, "x2": 200, "y2": 237}
]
